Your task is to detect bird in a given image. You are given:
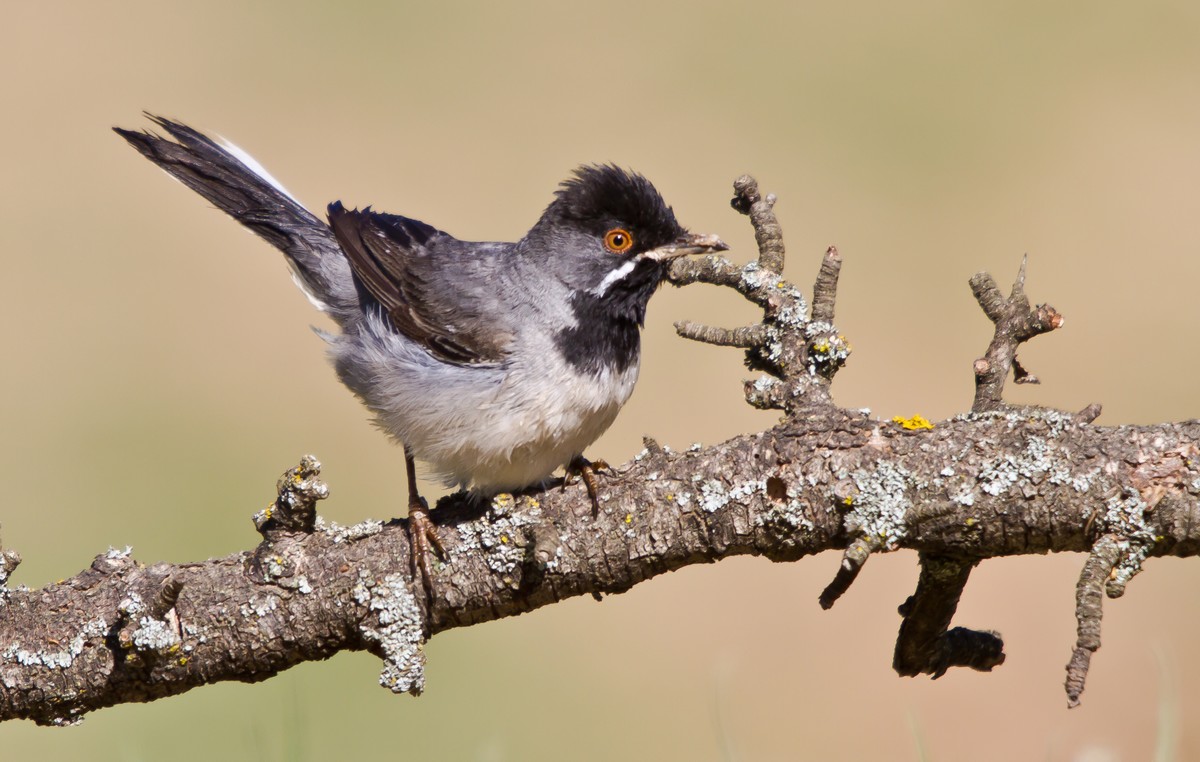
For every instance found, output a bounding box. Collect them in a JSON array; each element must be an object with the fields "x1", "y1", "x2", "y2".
[{"x1": 114, "y1": 115, "x2": 728, "y2": 597}]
